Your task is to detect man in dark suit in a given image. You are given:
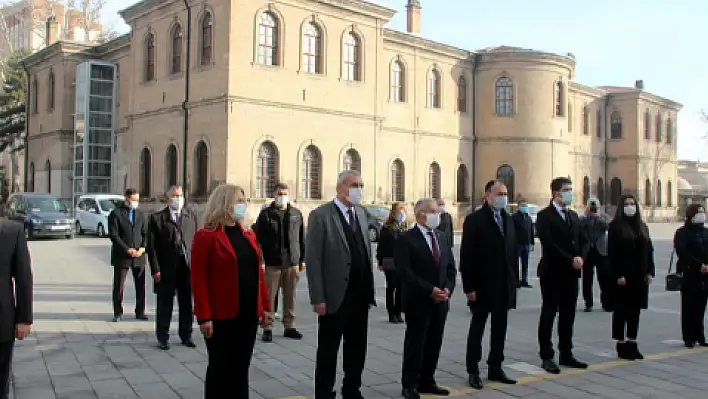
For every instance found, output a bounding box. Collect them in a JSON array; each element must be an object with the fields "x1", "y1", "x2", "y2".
[
  {"x1": 461, "y1": 180, "x2": 518, "y2": 389},
  {"x1": 0, "y1": 220, "x2": 32, "y2": 399},
  {"x1": 396, "y1": 198, "x2": 456, "y2": 399},
  {"x1": 306, "y1": 170, "x2": 376, "y2": 399},
  {"x1": 512, "y1": 199, "x2": 535, "y2": 288},
  {"x1": 536, "y1": 177, "x2": 588, "y2": 374},
  {"x1": 579, "y1": 197, "x2": 610, "y2": 312},
  {"x1": 435, "y1": 199, "x2": 454, "y2": 249},
  {"x1": 148, "y1": 185, "x2": 198, "y2": 350},
  {"x1": 109, "y1": 188, "x2": 149, "y2": 322}
]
